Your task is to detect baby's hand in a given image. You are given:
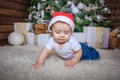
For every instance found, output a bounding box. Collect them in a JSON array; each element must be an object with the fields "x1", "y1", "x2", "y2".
[
  {"x1": 32, "y1": 62, "x2": 42, "y2": 69},
  {"x1": 64, "y1": 60, "x2": 75, "y2": 68}
]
